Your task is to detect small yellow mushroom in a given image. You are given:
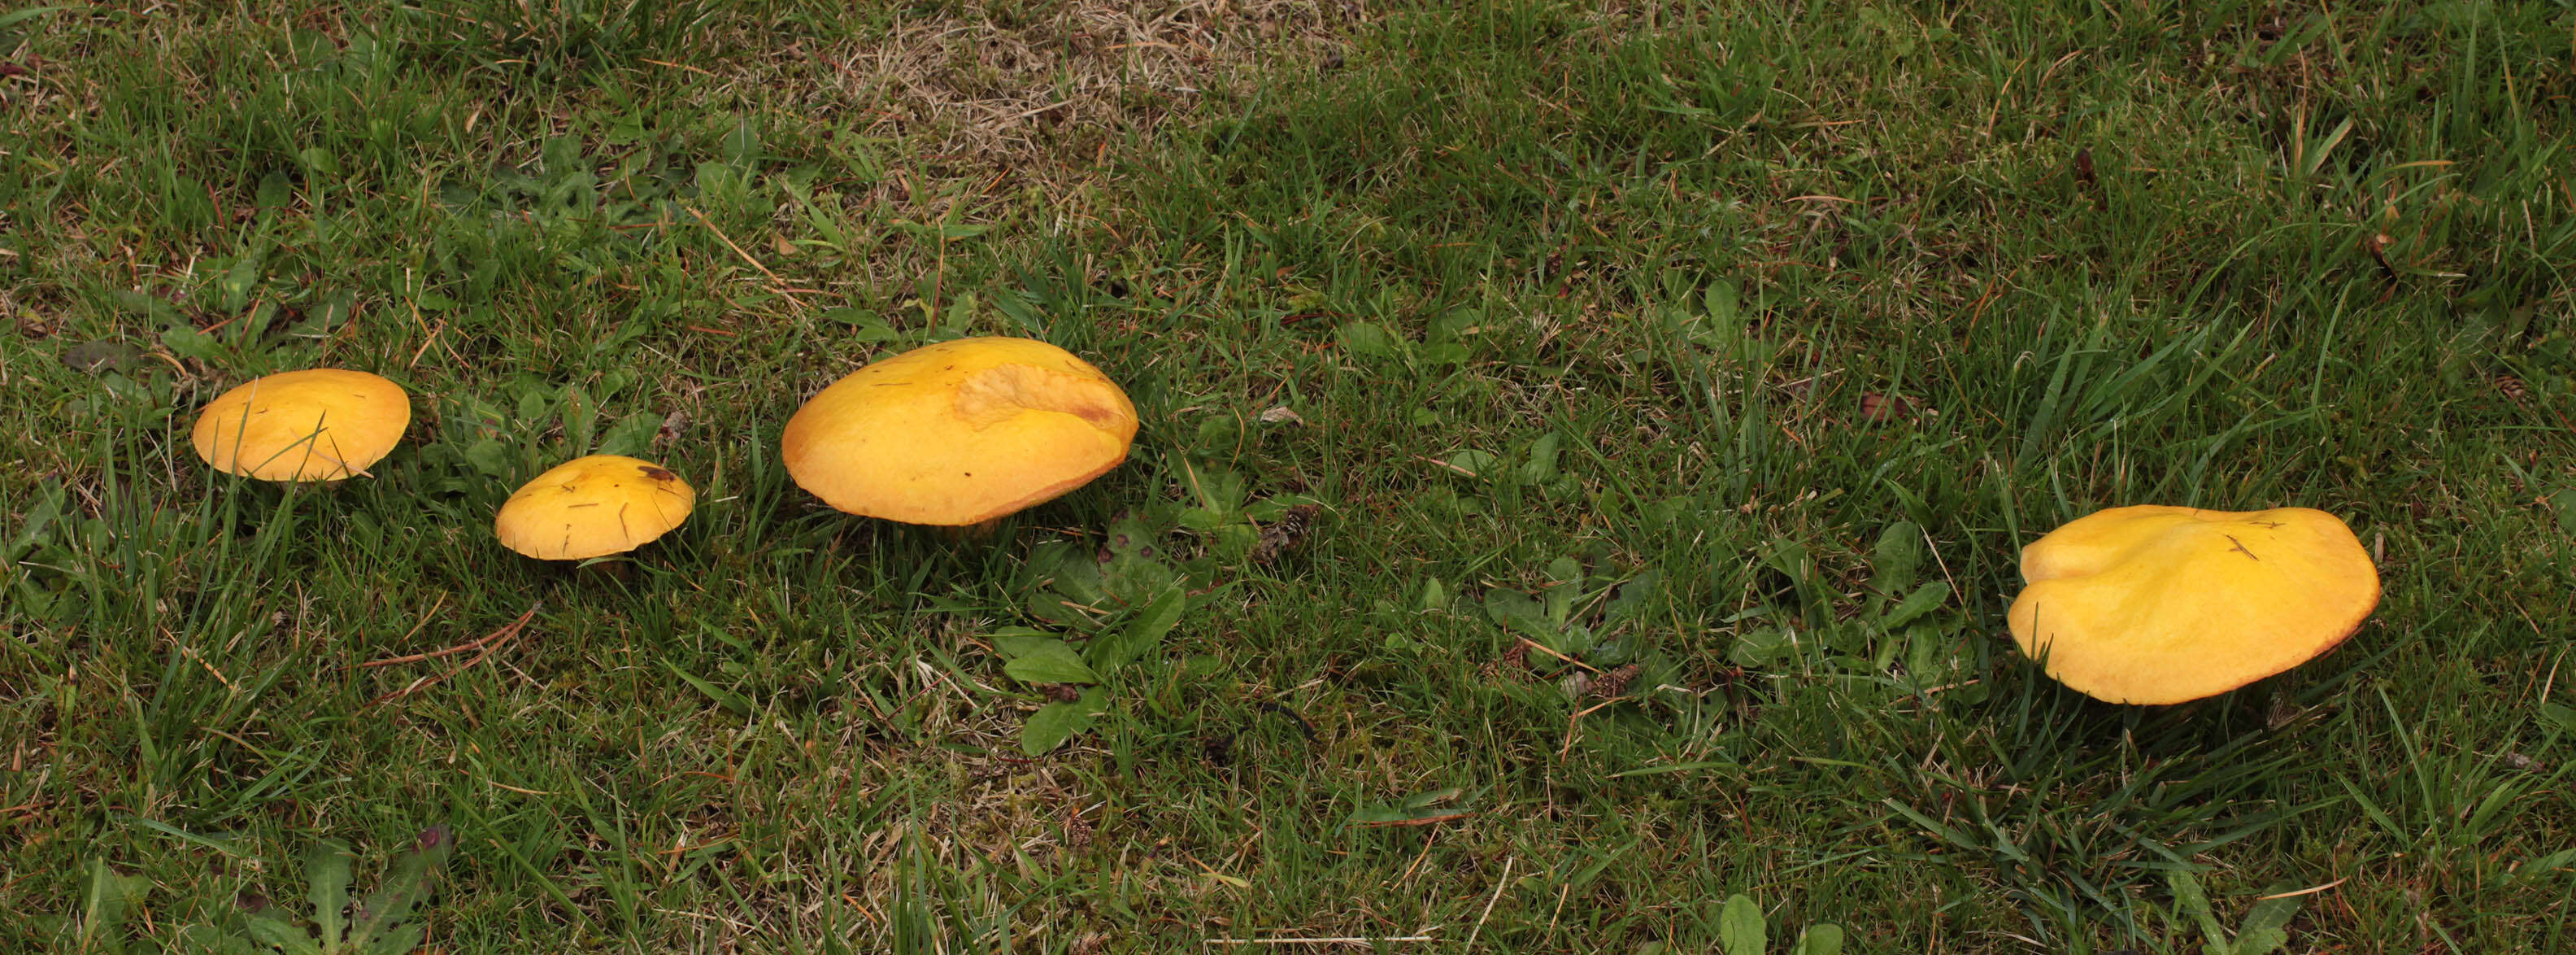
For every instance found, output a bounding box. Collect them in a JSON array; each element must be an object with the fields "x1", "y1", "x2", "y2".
[
  {"x1": 494, "y1": 455, "x2": 694, "y2": 560},
  {"x1": 2007, "y1": 505, "x2": 2381, "y2": 704},
  {"x1": 780, "y1": 337, "x2": 1138, "y2": 526},
  {"x1": 192, "y1": 368, "x2": 411, "y2": 481}
]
